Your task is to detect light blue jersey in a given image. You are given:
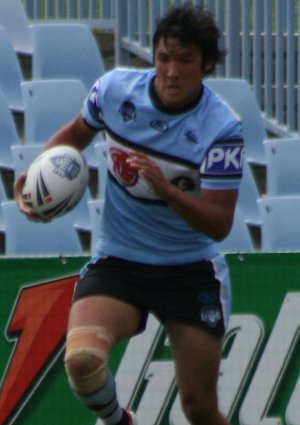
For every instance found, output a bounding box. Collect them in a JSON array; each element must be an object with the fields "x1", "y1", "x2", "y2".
[{"x1": 82, "y1": 68, "x2": 244, "y2": 264}]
